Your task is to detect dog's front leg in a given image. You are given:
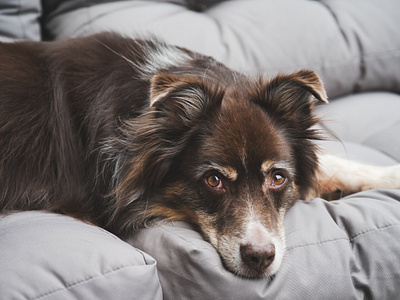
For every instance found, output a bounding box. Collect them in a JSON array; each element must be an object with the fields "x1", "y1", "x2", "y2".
[{"x1": 309, "y1": 154, "x2": 400, "y2": 200}]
